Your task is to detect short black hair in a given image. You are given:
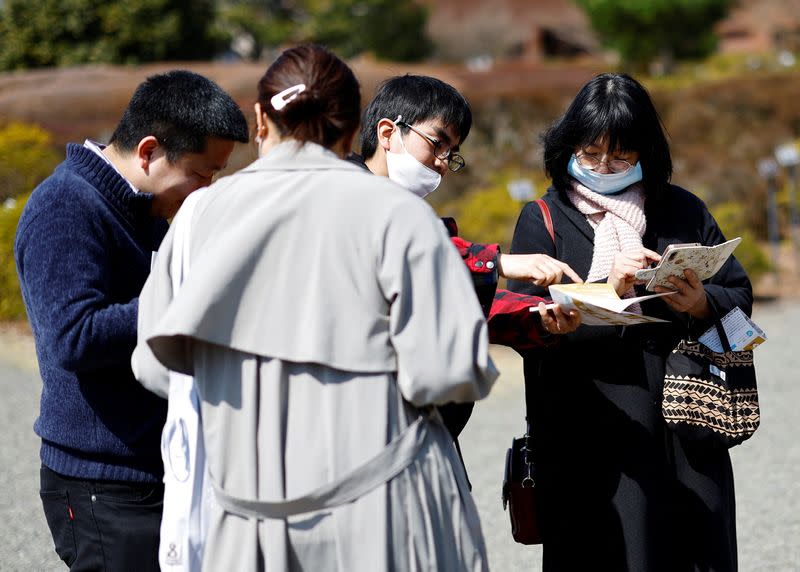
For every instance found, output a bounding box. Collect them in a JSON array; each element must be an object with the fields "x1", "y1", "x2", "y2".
[
  {"x1": 543, "y1": 73, "x2": 672, "y2": 194},
  {"x1": 360, "y1": 74, "x2": 472, "y2": 159},
  {"x1": 109, "y1": 70, "x2": 249, "y2": 161}
]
